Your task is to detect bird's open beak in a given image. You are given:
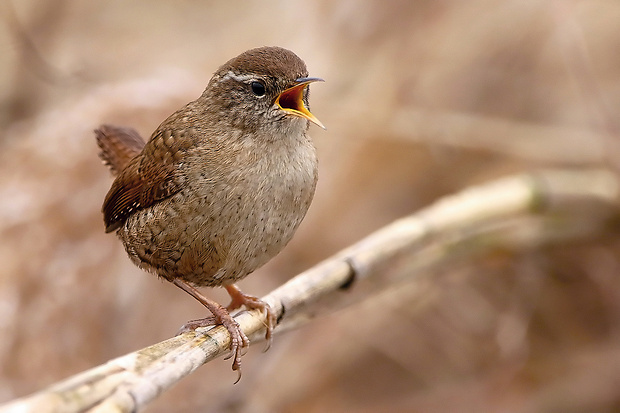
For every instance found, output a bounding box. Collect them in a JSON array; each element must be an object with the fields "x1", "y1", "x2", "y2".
[{"x1": 275, "y1": 77, "x2": 325, "y2": 129}]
